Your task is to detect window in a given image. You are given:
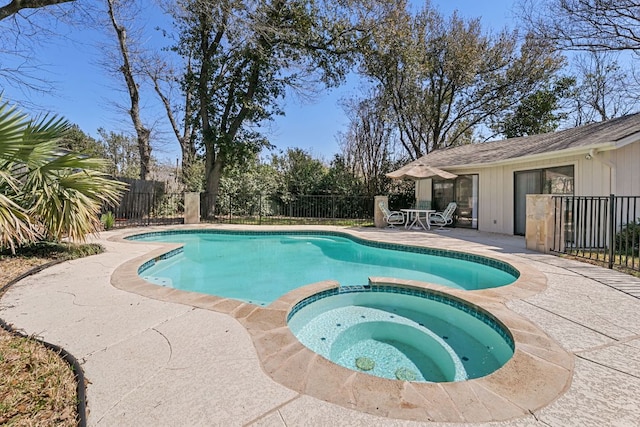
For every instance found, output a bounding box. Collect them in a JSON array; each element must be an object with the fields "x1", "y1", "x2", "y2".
[{"x1": 544, "y1": 165, "x2": 574, "y2": 195}]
